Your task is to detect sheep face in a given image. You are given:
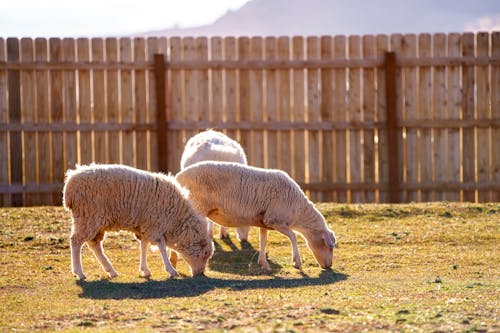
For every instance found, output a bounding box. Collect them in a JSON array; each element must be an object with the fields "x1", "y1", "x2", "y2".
[
  {"x1": 179, "y1": 239, "x2": 214, "y2": 276},
  {"x1": 305, "y1": 229, "x2": 336, "y2": 269}
]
